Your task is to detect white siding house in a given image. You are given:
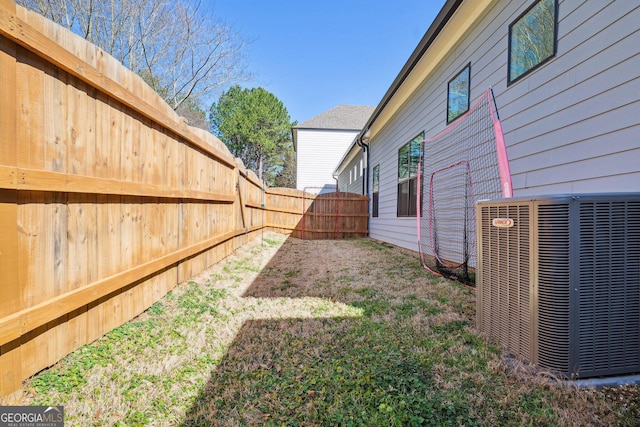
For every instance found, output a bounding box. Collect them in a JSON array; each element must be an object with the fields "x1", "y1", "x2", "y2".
[
  {"x1": 335, "y1": 0, "x2": 640, "y2": 253},
  {"x1": 293, "y1": 105, "x2": 374, "y2": 194},
  {"x1": 335, "y1": 143, "x2": 367, "y2": 194}
]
